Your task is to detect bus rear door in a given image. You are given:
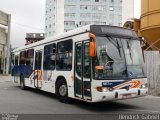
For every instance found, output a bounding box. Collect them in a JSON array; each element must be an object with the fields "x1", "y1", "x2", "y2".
[{"x1": 34, "y1": 50, "x2": 43, "y2": 89}]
